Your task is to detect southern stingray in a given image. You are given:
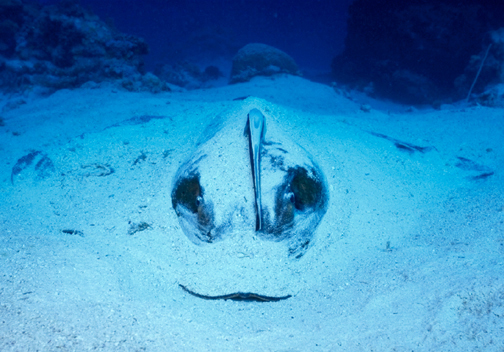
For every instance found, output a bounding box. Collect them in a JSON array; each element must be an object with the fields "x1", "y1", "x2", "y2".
[{"x1": 171, "y1": 97, "x2": 329, "y2": 260}]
